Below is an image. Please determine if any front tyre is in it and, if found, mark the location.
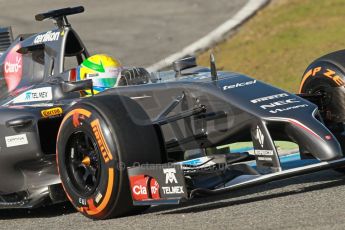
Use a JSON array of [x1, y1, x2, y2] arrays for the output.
[[299, 51, 345, 172], [57, 95, 162, 219]]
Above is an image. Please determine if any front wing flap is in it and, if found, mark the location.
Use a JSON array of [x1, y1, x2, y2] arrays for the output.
[[127, 164, 188, 205]]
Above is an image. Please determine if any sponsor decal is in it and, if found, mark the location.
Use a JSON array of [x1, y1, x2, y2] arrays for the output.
[[129, 175, 149, 201], [223, 80, 256, 90], [133, 185, 147, 195], [161, 186, 184, 195], [257, 157, 272, 161], [260, 98, 300, 110], [254, 150, 274, 156], [269, 104, 309, 114], [95, 192, 103, 204], [323, 68, 345, 86], [4, 44, 22, 91], [150, 178, 160, 200], [250, 93, 289, 104], [91, 119, 113, 163], [299, 66, 345, 93], [5, 56, 21, 74], [255, 126, 265, 148], [41, 107, 63, 118], [11, 87, 53, 104], [162, 168, 184, 195], [33, 30, 60, 44], [163, 168, 178, 184], [5, 134, 28, 147]]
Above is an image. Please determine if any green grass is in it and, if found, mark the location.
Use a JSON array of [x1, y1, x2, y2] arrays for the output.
[[198, 0, 345, 92], [219, 141, 298, 151]]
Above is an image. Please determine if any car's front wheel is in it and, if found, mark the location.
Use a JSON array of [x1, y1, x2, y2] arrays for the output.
[[56, 95, 162, 219]]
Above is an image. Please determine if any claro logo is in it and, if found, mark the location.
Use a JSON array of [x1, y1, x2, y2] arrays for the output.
[[4, 44, 23, 91], [133, 185, 147, 195], [260, 99, 300, 110], [4, 56, 21, 74]]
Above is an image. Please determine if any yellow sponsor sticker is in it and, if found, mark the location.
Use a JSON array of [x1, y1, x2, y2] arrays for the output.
[[41, 107, 63, 118]]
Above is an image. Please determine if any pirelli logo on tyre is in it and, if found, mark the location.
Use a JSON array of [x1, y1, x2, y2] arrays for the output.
[[41, 107, 63, 118], [299, 66, 345, 93], [91, 119, 113, 163]]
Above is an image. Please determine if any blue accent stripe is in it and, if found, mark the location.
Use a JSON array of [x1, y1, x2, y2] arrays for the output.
[[231, 146, 253, 153]]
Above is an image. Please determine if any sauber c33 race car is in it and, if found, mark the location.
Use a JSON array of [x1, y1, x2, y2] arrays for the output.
[[1, 6, 345, 220]]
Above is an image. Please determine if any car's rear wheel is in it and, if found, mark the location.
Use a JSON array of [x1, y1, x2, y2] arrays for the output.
[[57, 95, 162, 219]]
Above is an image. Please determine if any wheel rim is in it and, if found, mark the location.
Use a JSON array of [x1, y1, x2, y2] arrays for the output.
[[65, 130, 101, 196]]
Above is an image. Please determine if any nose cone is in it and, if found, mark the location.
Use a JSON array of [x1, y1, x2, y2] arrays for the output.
[[286, 119, 343, 161]]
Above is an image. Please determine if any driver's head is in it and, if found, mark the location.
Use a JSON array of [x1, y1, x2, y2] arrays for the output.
[[77, 54, 123, 94]]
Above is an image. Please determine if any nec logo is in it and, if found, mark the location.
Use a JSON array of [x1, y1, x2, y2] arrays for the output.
[[260, 99, 300, 110], [163, 168, 178, 184]]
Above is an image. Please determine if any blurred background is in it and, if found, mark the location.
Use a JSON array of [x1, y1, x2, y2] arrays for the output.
[[1, 0, 345, 93], [198, 0, 345, 92], [0, 0, 246, 66]]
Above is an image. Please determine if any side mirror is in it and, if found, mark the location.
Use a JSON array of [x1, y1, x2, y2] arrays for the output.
[[61, 79, 94, 95]]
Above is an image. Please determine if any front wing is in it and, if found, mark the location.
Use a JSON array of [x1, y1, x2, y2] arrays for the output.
[[127, 157, 345, 205]]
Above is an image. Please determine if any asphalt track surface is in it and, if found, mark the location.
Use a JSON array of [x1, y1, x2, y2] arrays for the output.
[[2, 1, 345, 230], [0, 169, 345, 229]]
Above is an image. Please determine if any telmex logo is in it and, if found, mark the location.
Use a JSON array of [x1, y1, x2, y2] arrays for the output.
[[163, 168, 178, 184], [260, 99, 300, 110], [251, 93, 289, 104], [11, 87, 53, 104], [41, 107, 63, 118], [223, 80, 256, 90]]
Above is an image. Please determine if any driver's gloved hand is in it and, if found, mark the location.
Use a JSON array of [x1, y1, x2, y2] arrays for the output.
[[118, 67, 150, 86]]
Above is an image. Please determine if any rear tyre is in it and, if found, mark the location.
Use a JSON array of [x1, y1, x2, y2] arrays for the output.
[[57, 95, 162, 219]]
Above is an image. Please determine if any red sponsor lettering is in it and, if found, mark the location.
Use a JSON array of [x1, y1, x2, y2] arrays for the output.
[[129, 175, 149, 201], [4, 44, 22, 91]]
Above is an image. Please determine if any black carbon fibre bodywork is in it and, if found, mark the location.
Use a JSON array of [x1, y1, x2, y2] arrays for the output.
[[0, 7, 344, 209], [104, 73, 342, 160]]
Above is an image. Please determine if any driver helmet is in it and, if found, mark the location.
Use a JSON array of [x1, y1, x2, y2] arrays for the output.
[[77, 54, 123, 94]]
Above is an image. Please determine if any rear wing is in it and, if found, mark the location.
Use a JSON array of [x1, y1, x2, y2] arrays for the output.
[[0, 27, 13, 55]]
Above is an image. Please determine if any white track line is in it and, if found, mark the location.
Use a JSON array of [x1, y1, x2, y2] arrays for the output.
[[147, 0, 270, 72]]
